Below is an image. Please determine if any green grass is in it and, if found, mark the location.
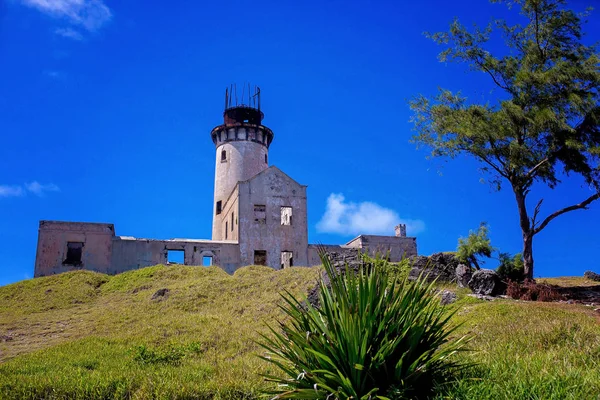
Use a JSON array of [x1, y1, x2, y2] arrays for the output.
[[1, 268, 599, 399]]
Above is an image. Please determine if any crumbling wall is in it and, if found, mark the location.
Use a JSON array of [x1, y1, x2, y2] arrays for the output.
[[307, 235, 417, 267], [237, 166, 308, 269], [349, 235, 418, 260], [111, 238, 241, 274], [34, 221, 114, 277], [307, 245, 360, 267]]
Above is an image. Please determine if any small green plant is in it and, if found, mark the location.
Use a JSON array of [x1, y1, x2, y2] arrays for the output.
[[132, 344, 186, 365], [456, 223, 494, 270], [258, 252, 470, 399], [497, 252, 525, 282]]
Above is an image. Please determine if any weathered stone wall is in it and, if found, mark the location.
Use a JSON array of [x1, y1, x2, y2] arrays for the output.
[[34, 221, 243, 277], [348, 235, 418, 259], [34, 221, 114, 277], [215, 185, 239, 242], [111, 238, 241, 274], [307, 245, 359, 266], [307, 235, 417, 267], [237, 166, 308, 269]]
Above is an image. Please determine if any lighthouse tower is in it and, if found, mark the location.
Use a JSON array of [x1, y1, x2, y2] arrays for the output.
[[210, 85, 274, 240]]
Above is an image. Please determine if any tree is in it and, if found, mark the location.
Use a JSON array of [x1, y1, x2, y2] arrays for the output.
[[456, 222, 495, 270], [410, 0, 600, 279]]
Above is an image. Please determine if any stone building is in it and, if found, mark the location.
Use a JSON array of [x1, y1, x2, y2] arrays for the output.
[[34, 87, 417, 277]]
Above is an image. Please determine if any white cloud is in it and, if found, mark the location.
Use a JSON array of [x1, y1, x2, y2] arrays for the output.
[[25, 181, 60, 196], [0, 182, 60, 198], [316, 193, 425, 236], [54, 27, 84, 40], [20, 0, 112, 31], [0, 185, 25, 198]]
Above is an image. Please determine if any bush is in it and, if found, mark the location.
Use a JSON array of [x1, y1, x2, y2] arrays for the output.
[[506, 280, 564, 302], [258, 252, 470, 399], [456, 223, 494, 270], [497, 252, 525, 282]]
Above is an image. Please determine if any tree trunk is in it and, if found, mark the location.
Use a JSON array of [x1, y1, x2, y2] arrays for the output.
[[522, 233, 534, 280], [514, 187, 534, 280]]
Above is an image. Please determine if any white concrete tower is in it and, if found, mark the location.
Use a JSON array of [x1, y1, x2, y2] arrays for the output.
[[211, 85, 274, 240]]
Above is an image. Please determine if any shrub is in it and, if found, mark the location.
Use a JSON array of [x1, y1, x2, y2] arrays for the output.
[[506, 280, 564, 302], [456, 223, 494, 270], [497, 252, 524, 282], [258, 252, 470, 399]]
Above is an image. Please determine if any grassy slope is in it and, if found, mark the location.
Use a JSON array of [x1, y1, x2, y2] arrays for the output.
[[1, 266, 599, 399]]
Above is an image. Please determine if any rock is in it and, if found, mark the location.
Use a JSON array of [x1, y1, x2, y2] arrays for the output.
[[439, 290, 458, 305], [456, 264, 472, 288], [584, 271, 600, 282], [467, 293, 497, 301], [409, 252, 458, 283], [468, 269, 504, 296], [151, 288, 170, 300]]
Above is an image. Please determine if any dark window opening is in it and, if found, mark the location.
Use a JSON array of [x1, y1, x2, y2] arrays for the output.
[[63, 242, 83, 266], [202, 256, 213, 267], [281, 251, 293, 269], [167, 249, 185, 265], [231, 212, 234, 231], [225, 222, 228, 239], [221, 149, 227, 162], [216, 201, 222, 215], [254, 250, 267, 266], [254, 204, 266, 224], [265, 154, 268, 163]]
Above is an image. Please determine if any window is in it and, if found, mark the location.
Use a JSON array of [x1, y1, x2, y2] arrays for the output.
[[216, 201, 222, 215], [225, 222, 228, 239], [265, 154, 268, 163], [221, 149, 227, 162], [281, 251, 293, 269], [202, 256, 213, 266], [254, 250, 267, 266], [167, 249, 184, 265], [254, 204, 266, 224], [231, 212, 234, 231], [63, 242, 83, 266], [281, 206, 293, 225]]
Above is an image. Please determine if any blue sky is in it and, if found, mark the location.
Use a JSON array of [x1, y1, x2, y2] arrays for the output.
[[1, 0, 599, 285]]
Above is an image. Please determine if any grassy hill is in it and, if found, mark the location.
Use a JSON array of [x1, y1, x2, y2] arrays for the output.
[[0, 265, 599, 399]]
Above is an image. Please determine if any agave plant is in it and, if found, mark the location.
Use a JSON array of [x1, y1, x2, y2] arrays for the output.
[[258, 253, 470, 399]]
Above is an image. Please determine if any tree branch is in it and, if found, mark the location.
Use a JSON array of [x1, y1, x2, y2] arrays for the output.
[[530, 198, 543, 230], [525, 157, 549, 180], [474, 58, 512, 93], [533, 192, 600, 235]]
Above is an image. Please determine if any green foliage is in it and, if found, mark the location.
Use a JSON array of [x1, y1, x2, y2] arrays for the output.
[[258, 253, 470, 399], [132, 344, 186, 365], [1, 265, 600, 399], [411, 0, 600, 278], [456, 223, 494, 269], [497, 252, 525, 282]]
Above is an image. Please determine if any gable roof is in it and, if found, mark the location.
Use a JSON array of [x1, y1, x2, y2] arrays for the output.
[[242, 165, 307, 188]]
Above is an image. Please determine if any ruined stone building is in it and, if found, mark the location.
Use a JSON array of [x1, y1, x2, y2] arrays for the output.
[[34, 87, 418, 277]]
